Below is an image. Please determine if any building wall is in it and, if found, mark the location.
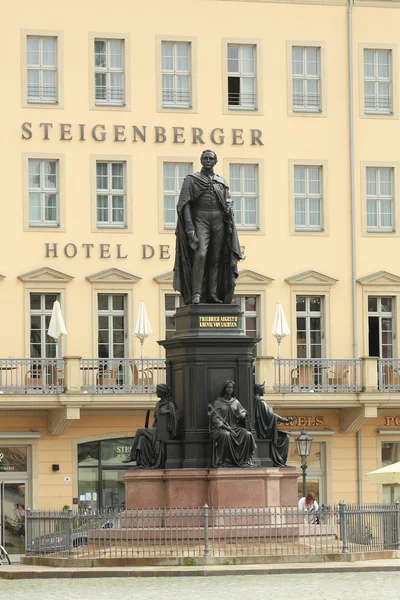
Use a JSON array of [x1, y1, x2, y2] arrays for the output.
[[2, 0, 400, 511]]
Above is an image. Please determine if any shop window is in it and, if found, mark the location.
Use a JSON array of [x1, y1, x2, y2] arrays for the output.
[[78, 438, 134, 510]]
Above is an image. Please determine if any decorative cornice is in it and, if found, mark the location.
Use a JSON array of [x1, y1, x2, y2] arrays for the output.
[[86, 268, 141, 284], [358, 271, 400, 286], [285, 270, 338, 286], [18, 267, 74, 283], [153, 271, 174, 284], [237, 269, 274, 285]]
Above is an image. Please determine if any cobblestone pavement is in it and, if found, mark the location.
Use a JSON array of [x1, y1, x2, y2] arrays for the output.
[[1, 571, 400, 600]]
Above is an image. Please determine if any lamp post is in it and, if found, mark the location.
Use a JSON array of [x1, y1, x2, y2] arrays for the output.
[[295, 428, 313, 498]]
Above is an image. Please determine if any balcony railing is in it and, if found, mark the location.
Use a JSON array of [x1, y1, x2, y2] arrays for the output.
[[0, 356, 399, 395], [81, 358, 166, 394], [378, 359, 400, 391], [274, 359, 362, 393], [0, 358, 64, 394]]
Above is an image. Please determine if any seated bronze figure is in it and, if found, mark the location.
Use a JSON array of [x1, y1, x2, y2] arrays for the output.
[[209, 380, 256, 468], [253, 382, 296, 467], [122, 384, 181, 469]]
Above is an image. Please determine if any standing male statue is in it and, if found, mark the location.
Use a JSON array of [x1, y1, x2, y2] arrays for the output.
[[173, 150, 242, 304]]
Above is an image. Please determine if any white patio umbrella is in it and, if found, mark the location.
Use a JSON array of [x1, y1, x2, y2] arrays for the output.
[[367, 462, 400, 485], [272, 301, 291, 358], [133, 301, 153, 359], [48, 301, 67, 340]]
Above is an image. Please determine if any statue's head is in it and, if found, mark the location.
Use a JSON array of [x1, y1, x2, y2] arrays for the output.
[[220, 380, 235, 397], [254, 382, 265, 395], [200, 149, 218, 171], [156, 383, 172, 400]]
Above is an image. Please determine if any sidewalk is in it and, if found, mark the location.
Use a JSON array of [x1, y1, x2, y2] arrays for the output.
[[1, 558, 400, 579]]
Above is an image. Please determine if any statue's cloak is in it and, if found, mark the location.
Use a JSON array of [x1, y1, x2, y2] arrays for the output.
[[173, 172, 242, 304]]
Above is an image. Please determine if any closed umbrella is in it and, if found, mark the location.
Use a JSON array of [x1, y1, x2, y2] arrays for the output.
[[272, 301, 290, 358], [367, 462, 400, 485], [48, 301, 67, 340], [133, 301, 153, 359]]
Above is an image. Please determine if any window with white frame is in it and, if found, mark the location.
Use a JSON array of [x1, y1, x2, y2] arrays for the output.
[[161, 41, 191, 107], [27, 36, 57, 103], [364, 49, 392, 114], [98, 294, 126, 358], [368, 296, 394, 358], [94, 39, 125, 105], [30, 293, 59, 358], [232, 295, 258, 337], [96, 161, 126, 227], [296, 296, 323, 358], [366, 167, 394, 231], [227, 44, 256, 109], [294, 166, 323, 231], [164, 295, 183, 339], [229, 164, 258, 229], [28, 159, 59, 226], [292, 46, 321, 112], [163, 162, 192, 227]]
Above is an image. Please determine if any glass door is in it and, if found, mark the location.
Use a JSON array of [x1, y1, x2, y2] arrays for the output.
[[0, 482, 26, 555]]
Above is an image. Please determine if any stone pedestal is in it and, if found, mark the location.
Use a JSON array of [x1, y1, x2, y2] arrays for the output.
[[123, 467, 299, 509], [159, 303, 272, 468]]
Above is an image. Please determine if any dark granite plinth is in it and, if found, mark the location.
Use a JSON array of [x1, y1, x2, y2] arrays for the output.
[[159, 303, 267, 469]]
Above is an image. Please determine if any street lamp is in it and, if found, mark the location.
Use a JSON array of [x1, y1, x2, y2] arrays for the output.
[[295, 428, 313, 498]]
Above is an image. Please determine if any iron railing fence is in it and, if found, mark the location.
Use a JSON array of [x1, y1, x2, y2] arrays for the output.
[[378, 359, 400, 391], [339, 502, 400, 553], [81, 358, 166, 394], [0, 358, 64, 394], [274, 358, 362, 393], [25, 502, 400, 560]]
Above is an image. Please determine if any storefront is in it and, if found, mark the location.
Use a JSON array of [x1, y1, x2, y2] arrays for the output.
[[0, 445, 31, 555], [77, 437, 134, 510]]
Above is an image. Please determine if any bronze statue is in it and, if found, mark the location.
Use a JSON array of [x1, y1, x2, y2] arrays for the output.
[[209, 380, 256, 468], [173, 150, 242, 305], [253, 382, 296, 467], [122, 384, 180, 469]]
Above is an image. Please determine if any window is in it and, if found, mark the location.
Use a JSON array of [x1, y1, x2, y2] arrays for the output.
[[228, 44, 256, 109], [30, 293, 59, 358], [296, 296, 323, 358], [232, 295, 258, 337], [98, 294, 126, 359], [164, 295, 183, 339], [229, 164, 258, 229], [94, 39, 124, 105], [163, 162, 192, 227], [78, 438, 135, 510], [294, 166, 322, 231], [161, 41, 191, 107], [292, 47, 320, 112], [364, 49, 392, 114], [287, 441, 326, 503], [27, 36, 57, 103], [366, 168, 394, 231], [28, 159, 58, 226], [368, 296, 394, 358], [96, 161, 126, 227]]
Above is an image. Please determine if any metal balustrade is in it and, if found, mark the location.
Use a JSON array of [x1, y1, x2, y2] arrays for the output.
[[274, 358, 362, 393], [378, 358, 400, 391], [0, 358, 64, 394], [25, 502, 400, 560], [81, 358, 166, 394]]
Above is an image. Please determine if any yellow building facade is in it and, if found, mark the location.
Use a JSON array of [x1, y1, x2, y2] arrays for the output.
[[3, 0, 400, 549]]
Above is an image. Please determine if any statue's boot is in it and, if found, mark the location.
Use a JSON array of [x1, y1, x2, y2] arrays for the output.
[[192, 293, 201, 304], [121, 455, 135, 463], [209, 294, 222, 303]]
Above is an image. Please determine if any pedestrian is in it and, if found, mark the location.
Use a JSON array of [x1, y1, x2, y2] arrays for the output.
[[298, 491, 319, 523]]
